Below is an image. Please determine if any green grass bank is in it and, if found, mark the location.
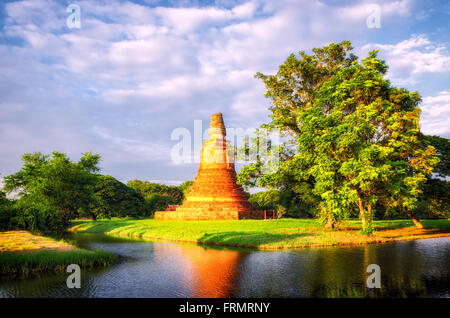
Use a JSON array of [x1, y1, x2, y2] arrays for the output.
[[0, 249, 117, 279], [0, 231, 117, 279], [70, 218, 450, 250]]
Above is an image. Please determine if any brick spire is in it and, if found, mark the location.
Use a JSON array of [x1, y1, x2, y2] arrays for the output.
[[209, 112, 226, 138], [155, 113, 264, 220]]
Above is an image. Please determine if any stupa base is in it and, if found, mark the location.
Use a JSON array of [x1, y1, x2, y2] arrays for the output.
[[154, 209, 265, 220]]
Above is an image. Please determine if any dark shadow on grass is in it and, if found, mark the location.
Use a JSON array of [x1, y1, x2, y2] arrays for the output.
[[344, 219, 450, 232], [71, 221, 136, 233], [198, 231, 318, 248]]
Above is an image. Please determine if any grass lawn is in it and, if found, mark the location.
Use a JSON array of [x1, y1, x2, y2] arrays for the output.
[[0, 231, 117, 279], [69, 217, 450, 250]]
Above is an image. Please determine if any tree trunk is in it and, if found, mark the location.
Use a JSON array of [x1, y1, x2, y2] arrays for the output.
[[321, 206, 335, 229], [403, 206, 424, 229], [325, 220, 335, 229], [61, 210, 71, 226], [359, 198, 367, 229], [359, 198, 373, 234]]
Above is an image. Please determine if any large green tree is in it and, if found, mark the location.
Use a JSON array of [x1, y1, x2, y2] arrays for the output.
[[238, 41, 438, 233], [239, 41, 358, 228]]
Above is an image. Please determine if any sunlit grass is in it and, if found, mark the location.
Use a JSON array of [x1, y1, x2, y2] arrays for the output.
[[0, 231, 76, 252], [0, 231, 117, 279], [70, 218, 450, 249]]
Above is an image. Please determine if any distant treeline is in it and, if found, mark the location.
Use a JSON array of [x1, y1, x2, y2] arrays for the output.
[[248, 180, 449, 220], [0, 151, 193, 233]]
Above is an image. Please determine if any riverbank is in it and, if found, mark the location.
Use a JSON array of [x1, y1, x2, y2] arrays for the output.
[[0, 231, 117, 279], [69, 218, 450, 250]]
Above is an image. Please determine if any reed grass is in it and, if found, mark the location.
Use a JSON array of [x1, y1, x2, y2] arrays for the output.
[[0, 249, 117, 279]]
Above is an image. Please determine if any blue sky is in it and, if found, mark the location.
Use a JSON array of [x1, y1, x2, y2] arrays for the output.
[[0, 0, 449, 185]]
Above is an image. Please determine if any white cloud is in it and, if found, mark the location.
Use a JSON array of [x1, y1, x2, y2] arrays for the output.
[[2, 0, 448, 182], [153, 3, 256, 34], [92, 126, 171, 162], [336, 0, 411, 20], [420, 91, 450, 137], [362, 35, 450, 85], [230, 82, 267, 118], [4, 0, 65, 32]]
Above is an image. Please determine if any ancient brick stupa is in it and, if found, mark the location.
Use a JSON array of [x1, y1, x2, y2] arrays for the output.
[[155, 113, 264, 220]]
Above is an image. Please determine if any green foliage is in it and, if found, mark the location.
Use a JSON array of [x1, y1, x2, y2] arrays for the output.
[[240, 41, 359, 227], [127, 180, 184, 203], [423, 135, 449, 178], [0, 191, 17, 231], [89, 175, 147, 219], [372, 135, 449, 220], [416, 178, 450, 218], [359, 222, 373, 235], [249, 189, 313, 218], [409, 135, 449, 219], [2, 151, 195, 231], [12, 198, 66, 233], [179, 180, 194, 194], [127, 179, 189, 215], [145, 193, 174, 213], [239, 41, 439, 234], [249, 190, 280, 210], [383, 135, 449, 219], [3, 151, 101, 232]]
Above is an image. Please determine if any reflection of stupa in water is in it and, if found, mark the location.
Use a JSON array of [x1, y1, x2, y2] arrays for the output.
[[153, 243, 243, 297], [155, 113, 264, 220]]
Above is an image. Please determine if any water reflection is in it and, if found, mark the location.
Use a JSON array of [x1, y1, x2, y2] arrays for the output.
[[234, 239, 449, 297], [0, 235, 449, 298], [153, 244, 245, 297]]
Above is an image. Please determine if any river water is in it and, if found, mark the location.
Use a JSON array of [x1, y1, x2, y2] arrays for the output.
[[1, 234, 449, 298]]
